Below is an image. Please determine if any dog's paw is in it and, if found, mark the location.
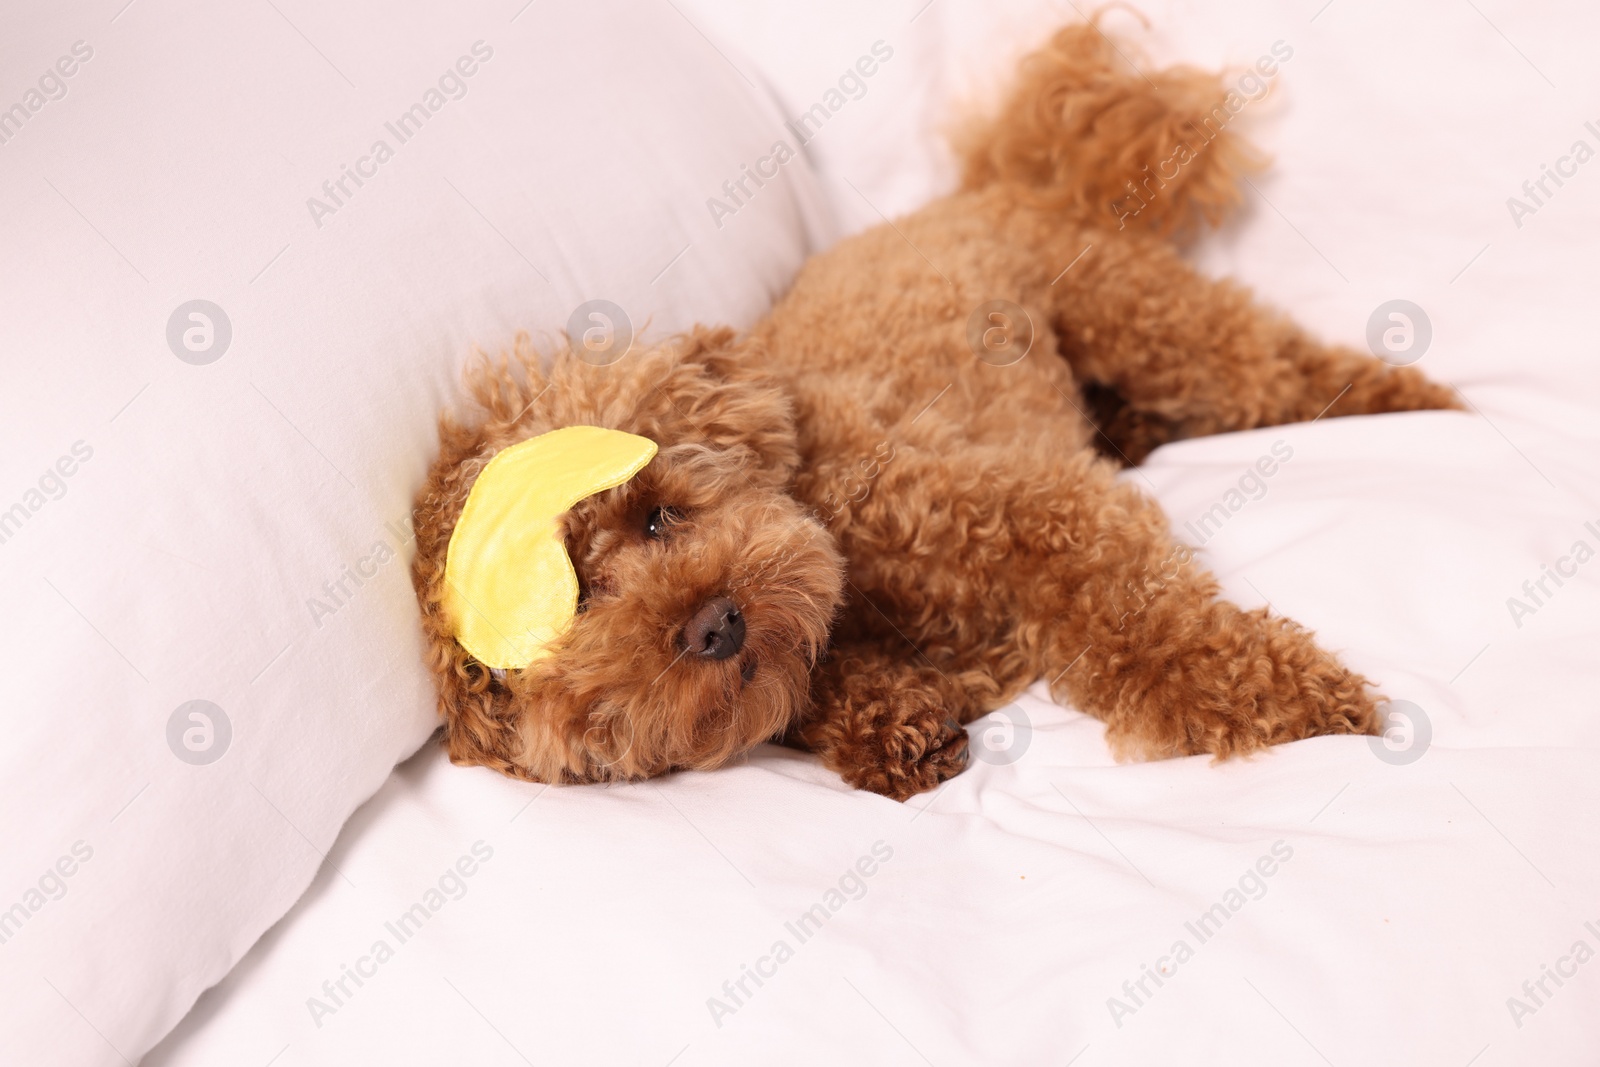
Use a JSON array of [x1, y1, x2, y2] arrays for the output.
[[1102, 613, 1383, 762], [840, 714, 971, 802]]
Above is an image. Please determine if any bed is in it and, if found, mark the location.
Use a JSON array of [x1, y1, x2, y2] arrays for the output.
[[5, 1, 1597, 1064]]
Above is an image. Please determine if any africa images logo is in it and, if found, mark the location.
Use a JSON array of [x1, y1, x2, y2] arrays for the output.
[[305, 42, 494, 228], [705, 41, 894, 229]]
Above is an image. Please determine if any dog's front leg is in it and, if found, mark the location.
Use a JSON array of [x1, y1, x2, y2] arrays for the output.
[[1015, 457, 1383, 761], [793, 640, 971, 801]]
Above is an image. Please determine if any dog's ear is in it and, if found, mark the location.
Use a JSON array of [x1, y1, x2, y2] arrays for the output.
[[435, 662, 541, 781], [410, 406, 543, 781], [651, 325, 802, 488], [415, 605, 539, 783]]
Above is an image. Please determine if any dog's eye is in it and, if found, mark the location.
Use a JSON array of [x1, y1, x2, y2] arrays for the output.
[[645, 506, 682, 540]]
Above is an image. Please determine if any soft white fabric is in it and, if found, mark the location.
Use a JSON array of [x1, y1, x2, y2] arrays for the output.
[[0, 2, 830, 1064], [24, 0, 1600, 1063]]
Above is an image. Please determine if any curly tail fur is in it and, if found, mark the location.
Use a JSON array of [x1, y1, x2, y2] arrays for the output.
[[957, 14, 1266, 240]]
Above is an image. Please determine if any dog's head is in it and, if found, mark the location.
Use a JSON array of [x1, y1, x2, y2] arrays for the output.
[[412, 327, 845, 785]]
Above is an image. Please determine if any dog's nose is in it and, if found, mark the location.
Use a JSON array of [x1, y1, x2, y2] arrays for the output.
[[682, 596, 745, 660]]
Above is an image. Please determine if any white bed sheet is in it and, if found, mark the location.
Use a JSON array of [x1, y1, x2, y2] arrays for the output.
[[148, 1, 1600, 1064]]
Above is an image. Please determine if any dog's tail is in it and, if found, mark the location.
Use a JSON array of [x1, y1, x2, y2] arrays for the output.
[[955, 13, 1265, 240]]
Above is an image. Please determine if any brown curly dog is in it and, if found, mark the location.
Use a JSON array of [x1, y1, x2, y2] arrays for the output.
[[411, 20, 1460, 801]]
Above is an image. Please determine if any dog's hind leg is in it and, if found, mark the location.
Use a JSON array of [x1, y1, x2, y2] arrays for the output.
[[956, 18, 1460, 464], [1042, 228, 1462, 465]]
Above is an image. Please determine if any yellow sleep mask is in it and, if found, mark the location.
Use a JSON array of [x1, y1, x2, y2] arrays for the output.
[[442, 426, 657, 669]]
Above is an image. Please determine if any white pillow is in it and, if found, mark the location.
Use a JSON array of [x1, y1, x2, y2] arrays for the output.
[[0, 1, 829, 1062]]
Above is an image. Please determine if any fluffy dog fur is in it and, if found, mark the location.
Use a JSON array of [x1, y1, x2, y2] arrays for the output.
[[411, 19, 1461, 801]]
